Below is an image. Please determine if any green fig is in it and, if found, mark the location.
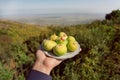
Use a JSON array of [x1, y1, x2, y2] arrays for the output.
[[58, 32, 68, 40], [67, 36, 76, 42], [67, 41, 78, 52], [53, 44, 67, 56], [56, 37, 68, 45], [43, 40, 57, 51], [50, 34, 58, 41]]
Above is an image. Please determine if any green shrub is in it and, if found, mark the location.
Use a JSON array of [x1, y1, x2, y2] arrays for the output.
[[0, 62, 13, 80]]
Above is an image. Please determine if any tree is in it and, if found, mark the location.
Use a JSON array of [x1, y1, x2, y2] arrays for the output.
[[105, 9, 120, 24]]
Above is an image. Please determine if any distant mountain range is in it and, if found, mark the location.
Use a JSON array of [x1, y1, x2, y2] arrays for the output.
[[0, 13, 105, 25]]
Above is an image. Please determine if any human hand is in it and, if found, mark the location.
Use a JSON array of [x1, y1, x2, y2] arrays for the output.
[[33, 50, 63, 75]]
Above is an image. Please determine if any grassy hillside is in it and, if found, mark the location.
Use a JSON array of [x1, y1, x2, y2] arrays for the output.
[[0, 10, 120, 80]]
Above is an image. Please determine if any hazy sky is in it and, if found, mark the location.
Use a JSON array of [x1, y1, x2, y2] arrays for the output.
[[0, 0, 120, 15]]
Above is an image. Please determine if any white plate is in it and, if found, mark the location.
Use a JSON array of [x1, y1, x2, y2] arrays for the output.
[[40, 44, 82, 59]]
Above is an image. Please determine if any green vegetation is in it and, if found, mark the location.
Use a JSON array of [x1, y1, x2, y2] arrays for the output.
[[0, 10, 120, 80]]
